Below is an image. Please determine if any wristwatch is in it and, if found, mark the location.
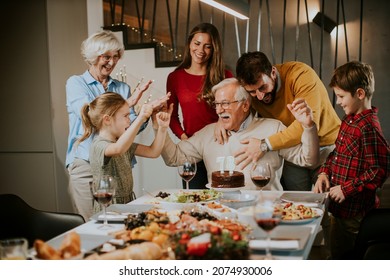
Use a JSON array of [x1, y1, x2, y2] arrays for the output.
[[260, 139, 269, 152]]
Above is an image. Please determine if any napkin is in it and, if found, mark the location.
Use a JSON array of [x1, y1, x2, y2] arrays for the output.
[[249, 239, 300, 250], [98, 214, 127, 221]]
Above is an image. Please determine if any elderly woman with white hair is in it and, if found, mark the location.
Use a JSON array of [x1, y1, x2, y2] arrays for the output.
[[65, 30, 168, 220]]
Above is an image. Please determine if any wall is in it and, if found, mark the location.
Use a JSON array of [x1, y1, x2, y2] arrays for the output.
[[0, 0, 56, 209], [0, 0, 88, 211]]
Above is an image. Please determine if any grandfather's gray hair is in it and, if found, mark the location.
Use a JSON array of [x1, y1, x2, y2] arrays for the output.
[[211, 77, 251, 103]]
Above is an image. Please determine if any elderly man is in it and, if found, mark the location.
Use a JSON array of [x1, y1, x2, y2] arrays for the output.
[[159, 78, 319, 190]]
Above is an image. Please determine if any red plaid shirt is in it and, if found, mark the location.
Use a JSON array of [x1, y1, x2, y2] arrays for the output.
[[319, 107, 390, 218]]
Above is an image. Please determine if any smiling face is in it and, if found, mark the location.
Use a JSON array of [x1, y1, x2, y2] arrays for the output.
[[110, 103, 131, 139], [243, 67, 277, 104], [189, 32, 213, 66], [215, 83, 250, 132], [334, 86, 365, 116], [91, 50, 120, 79]]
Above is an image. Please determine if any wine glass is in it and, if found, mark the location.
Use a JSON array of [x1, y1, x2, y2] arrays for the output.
[[252, 194, 282, 259], [178, 158, 197, 190], [91, 175, 117, 230], [250, 162, 271, 191]]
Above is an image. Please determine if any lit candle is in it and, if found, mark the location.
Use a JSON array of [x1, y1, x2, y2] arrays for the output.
[[216, 157, 225, 174], [226, 156, 235, 175]]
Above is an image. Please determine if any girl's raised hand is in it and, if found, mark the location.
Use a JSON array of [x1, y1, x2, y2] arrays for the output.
[[156, 103, 174, 128], [138, 103, 153, 121]]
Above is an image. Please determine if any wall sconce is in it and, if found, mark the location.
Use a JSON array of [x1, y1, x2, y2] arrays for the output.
[[200, 0, 249, 20], [313, 12, 337, 33]]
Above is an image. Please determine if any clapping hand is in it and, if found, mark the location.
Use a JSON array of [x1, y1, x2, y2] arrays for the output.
[[287, 98, 314, 128], [127, 79, 153, 107], [138, 103, 154, 122], [155, 103, 174, 129], [149, 92, 171, 112]]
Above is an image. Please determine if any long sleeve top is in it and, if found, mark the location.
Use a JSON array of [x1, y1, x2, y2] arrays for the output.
[[319, 107, 390, 218], [160, 113, 319, 191], [166, 68, 233, 138], [251, 62, 341, 150]]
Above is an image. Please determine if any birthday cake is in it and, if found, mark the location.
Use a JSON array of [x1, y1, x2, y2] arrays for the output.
[[211, 171, 245, 188]]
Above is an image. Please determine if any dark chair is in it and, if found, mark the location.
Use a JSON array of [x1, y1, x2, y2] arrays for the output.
[[363, 242, 390, 260], [0, 193, 85, 247], [350, 208, 390, 259]]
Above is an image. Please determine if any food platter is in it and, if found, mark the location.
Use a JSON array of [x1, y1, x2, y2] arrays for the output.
[[157, 189, 221, 203], [205, 183, 246, 193], [279, 208, 323, 225], [153, 189, 221, 210]]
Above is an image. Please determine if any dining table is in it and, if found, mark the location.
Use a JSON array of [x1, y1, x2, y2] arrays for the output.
[[39, 188, 327, 260]]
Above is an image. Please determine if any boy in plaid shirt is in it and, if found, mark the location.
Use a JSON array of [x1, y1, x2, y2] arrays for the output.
[[314, 61, 390, 259]]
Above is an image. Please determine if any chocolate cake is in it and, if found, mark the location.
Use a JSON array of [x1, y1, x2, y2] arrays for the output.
[[211, 171, 245, 188]]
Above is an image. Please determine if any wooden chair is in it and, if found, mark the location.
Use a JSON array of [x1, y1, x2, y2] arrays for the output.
[[0, 193, 85, 247]]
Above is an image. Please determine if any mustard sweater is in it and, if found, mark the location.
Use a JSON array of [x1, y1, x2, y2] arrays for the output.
[[251, 61, 341, 150]]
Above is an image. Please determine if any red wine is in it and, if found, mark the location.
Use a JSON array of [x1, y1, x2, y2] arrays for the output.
[[251, 176, 270, 188], [256, 218, 280, 232], [93, 192, 113, 205], [179, 172, 195, 181]]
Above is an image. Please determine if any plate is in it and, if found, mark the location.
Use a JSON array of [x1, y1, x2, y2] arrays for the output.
[[154, 189, 221, 210], [280, 192, 327, 205], [197, 202, 237, 219], [29, 233, 113, 259], [217, 193, 257, 209], [280, 208, 323, 225], [157, 189, 221, 203], [205, 183, 246, 193], [90, 204, 154, 222]]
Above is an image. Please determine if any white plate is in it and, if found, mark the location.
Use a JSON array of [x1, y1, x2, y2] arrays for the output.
[[197, 202, 237, 219], [205, 183, 246, 192], [280, 208, 324, 225], [29, 233, 113, 259], [90, 204, 154, 222]]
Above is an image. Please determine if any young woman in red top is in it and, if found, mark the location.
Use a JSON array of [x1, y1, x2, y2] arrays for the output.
[[166, 22, 233, 189]]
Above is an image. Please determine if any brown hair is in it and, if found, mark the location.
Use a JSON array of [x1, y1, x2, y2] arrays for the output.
[[78, 92, 127, 143], [329, 61, 375, 99], [176, 22, 226, 105], [236, 51, 273, 85]]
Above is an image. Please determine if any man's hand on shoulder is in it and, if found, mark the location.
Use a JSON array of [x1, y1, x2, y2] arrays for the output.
[[234, 138, 266, 169]]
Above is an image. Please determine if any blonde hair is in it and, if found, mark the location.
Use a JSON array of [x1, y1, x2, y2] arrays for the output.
[[78, 92, 127, 143], [81, 30, 125, 66]]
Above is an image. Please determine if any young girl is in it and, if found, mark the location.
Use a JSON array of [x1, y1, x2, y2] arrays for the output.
[[78, 92, 172, 208]]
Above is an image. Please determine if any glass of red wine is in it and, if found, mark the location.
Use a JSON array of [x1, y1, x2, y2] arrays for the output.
[[250, 162, 271, 191], [252, 195, 281, 259], [92, 175, 117, 230], [178, 158, 197, 190]]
